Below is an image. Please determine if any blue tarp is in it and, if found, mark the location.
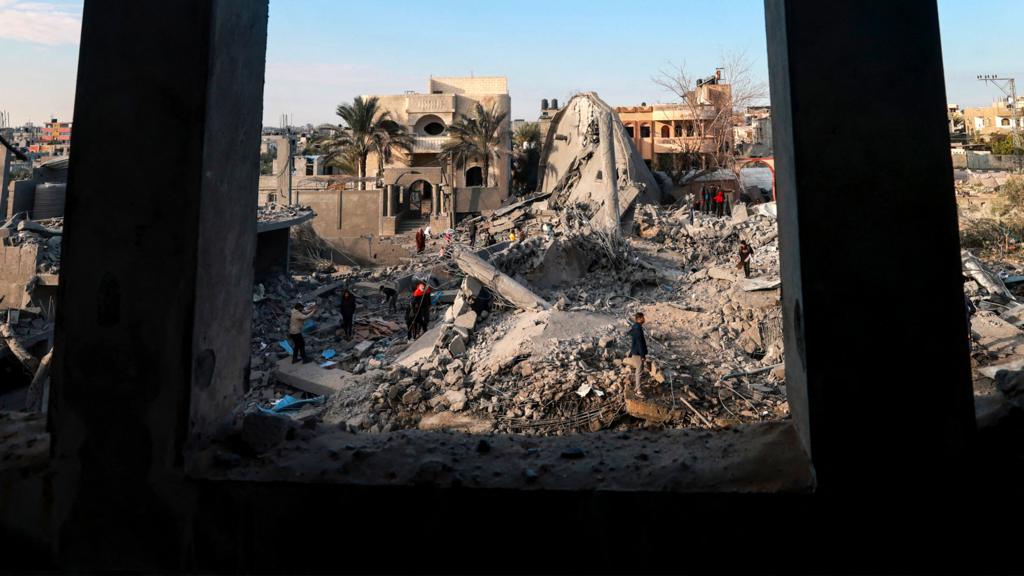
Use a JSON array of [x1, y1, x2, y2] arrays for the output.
[[279, 340, 293, 355], [321, 348, 337, 359], [259, 394, 326, 414], [302, 319, 316, 333]]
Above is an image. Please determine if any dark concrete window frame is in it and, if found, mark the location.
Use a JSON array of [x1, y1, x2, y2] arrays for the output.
[[41, 0, 976, 516]]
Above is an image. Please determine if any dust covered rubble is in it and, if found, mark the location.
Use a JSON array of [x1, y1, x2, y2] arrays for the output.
[[309, 202, 789, 436]]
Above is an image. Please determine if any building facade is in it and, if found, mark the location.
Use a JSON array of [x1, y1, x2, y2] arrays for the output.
[[614, 76, 733, 168], [370, 76, 512, 220], [963, 97, 1024, 140]]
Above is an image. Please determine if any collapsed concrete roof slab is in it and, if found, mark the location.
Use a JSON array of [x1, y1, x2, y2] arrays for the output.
[[538, 92, 661, 226]]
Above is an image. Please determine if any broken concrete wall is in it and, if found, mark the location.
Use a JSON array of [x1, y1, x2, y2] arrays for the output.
[[538, 92, 661, 224], [0, 243, 39, 309]]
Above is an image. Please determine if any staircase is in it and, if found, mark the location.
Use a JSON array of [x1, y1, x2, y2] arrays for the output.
[[396, 215, 428, 235]]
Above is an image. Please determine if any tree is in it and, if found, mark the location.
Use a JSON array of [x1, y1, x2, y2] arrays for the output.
[[512, 122, 541, 194], [444, 103, 510, 188], [653, 50, 767, 185], [989, 133, 1021, 156], [319, 96, 411, 190]]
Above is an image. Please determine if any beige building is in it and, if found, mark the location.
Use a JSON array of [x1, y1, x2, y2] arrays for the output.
[[963, 97, 1024, 140], [369, 76, 512, 223]]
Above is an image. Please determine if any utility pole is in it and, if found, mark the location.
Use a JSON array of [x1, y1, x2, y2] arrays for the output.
[[977, 74, 1022, 170]]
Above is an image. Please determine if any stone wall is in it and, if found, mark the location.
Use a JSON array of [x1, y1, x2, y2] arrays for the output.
[[951, 150, 1024, 170]]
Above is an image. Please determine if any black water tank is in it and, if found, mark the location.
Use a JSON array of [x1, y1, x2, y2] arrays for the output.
[[551, 98, 558, 110], [541, 98, 549, 111], [33, 182, 66, 219]]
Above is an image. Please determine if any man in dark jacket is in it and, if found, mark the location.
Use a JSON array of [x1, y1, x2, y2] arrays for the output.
[[340, 288, 356, 339], [468, 222, 477, 247], [629, 312, 648, 398]]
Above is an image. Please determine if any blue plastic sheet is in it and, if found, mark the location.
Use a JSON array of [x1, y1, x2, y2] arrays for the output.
[[259, 394, 326, 414], [279, 340, 293, 355], [302, 319, 317, 333], [321, 348, 337, 359]]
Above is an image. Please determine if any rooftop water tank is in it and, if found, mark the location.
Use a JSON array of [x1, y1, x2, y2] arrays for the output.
[[541, 98, 549, 111], [33, 182, 65, 219], [551, 98, 558, 110]]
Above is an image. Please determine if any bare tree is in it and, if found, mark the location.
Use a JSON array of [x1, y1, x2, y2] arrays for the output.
[[653, 50, 768, 184]]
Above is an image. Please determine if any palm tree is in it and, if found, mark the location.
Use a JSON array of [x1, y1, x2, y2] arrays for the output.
[[445, 102, 510, 188], [512, 122, 542, 194], [372, 119, 414, 186], [330, 96, 411, 190]]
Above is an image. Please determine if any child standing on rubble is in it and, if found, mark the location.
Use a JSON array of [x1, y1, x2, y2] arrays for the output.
[[628, 312, 648, 398], [288, 302, 316, 364]]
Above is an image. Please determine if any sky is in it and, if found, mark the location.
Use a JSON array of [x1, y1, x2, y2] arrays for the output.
[[0, 0, 1021, 127]]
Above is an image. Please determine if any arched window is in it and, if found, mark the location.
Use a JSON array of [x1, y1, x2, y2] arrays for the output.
[[465, 166, 484, 187], [660, 125, 671, 138], [1001, 117, 1011, 127]]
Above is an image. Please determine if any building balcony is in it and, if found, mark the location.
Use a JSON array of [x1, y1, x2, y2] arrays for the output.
[[412, 135, 449, 153]]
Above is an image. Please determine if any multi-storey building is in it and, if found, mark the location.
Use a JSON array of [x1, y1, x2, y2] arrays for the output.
[[614, 73, 733, 168]]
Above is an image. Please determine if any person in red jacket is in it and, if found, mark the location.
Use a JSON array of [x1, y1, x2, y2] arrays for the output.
[[714, 186, 725, 217]]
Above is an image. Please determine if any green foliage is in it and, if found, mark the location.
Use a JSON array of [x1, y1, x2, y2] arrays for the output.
[[314, 96, 412, 189], [989, 134, 1018, 155], [259, 151, 275, 175], [441, 103, 510, 188], [512, 122, 542, 194]]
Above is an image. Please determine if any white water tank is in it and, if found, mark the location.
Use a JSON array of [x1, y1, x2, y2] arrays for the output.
[[33, 182, 66, 219]]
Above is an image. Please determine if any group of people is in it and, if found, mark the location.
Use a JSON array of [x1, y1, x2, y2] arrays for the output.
[[285, 284, 404, 364], [688, 185, 731, 223]]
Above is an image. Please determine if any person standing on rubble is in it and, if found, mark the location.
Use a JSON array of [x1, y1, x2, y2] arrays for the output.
[[379, 284, 397, 313], [702, 185, 713, 215], [688, 193, 697, 225], [413, 281, 432, 336], [629, 312, 649, 398], [288, 302, 316, 364], [468, 222, 477, 247], [415, 228, 425, 254], [714, 186, 725, 217], [964, 277, 977, 354], [340, 288, 357, 340], [738, 240, 753, 278]]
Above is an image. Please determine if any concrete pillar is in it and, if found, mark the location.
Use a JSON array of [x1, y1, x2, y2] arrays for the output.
[[434, 184, 442, 216], [0, 147, 10, 220], [385, 184, 394, 217], [599, 112, 620, 235], [765, 0, 974, 494], [50, 0, 269, 567]]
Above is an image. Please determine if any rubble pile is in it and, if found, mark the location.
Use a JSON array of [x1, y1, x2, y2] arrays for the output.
[[257, 203, 313, 224], [310, 203, 790, 435], [0, 215, 62, 275]]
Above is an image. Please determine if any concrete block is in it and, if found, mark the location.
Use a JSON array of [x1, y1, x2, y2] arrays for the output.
[[454, 311, 477, 331]]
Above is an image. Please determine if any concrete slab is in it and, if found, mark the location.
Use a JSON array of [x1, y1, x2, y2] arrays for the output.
[[740, 277, 782, 292], [972, 312, 1024, 356], [272, 359, 356, 396], [396, 324, 444, 367]]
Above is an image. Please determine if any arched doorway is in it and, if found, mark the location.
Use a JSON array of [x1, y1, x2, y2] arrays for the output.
[[735, 157, 776, 202], [409, 180, 433, 216], [465, 166, 484, 187]]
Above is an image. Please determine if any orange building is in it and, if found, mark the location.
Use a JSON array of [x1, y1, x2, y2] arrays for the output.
[[44, 118, 72, 144]]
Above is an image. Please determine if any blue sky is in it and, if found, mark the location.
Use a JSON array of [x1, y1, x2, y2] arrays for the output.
[[0, 0, 1020, 126]]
